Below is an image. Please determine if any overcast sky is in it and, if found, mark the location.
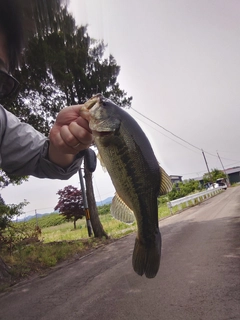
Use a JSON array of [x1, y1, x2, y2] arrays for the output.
[[2, 0, 240, 217]]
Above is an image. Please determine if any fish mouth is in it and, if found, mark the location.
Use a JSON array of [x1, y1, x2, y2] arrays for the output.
[[84, 94, 102, 110], [93, 130, 113, 137], [80, 94, 102, 122]]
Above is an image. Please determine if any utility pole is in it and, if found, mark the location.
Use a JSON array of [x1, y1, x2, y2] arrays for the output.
[[202, 149, 212, 183], [35, 209, 38, 226], [217, 151, 230, 186], [78, 168, 93, 237]]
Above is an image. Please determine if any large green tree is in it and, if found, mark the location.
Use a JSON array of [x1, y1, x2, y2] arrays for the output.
[[2, 0, 131, 188], [2, 0, 132, 238], [203, 168, 226, 184], [5, 1, 132, 134]]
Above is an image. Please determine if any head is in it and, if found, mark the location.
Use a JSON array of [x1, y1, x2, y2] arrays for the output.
[[0, 0, 24, 73], [87, 96, 121, 134], [0, 0, 24, 98]]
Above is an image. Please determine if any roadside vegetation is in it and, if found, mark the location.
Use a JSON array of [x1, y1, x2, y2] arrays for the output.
[[1, 169, 230, 291], [168, 179, 202, 201], [0, 201, 172, 291], [168, 168, 227, 201]]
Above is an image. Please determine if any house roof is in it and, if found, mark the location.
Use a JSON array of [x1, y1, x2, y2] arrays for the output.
[[169, 175, 182, 179], [224, 167, 240, 175], [191, 167, 240, 181], [192, 176, 203, 181]]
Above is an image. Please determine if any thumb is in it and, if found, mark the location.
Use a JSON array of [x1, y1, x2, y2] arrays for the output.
[[71, 104, 91, 122]]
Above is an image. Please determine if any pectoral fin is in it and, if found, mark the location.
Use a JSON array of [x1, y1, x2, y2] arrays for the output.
[[111, 193, 135, 224], [159, 165, 172, 195]]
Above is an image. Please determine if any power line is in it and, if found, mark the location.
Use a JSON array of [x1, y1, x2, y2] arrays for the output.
[[131, 107, 240, 163], [181, 169, 207, 176], [131, 107, 202, 151], [204, 151, 239, 162], [133, 114, 200, 155], [24, 207, 55, 214]]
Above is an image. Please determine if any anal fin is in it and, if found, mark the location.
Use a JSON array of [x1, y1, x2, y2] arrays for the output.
[[110, 193, 135, 224]]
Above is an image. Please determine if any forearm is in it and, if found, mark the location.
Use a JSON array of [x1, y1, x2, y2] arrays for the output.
[[0, 106, 84, 179], [34, 141, 85, 179]]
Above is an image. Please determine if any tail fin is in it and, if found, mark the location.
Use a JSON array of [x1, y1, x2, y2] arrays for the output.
[[132, 230, 162, 278]]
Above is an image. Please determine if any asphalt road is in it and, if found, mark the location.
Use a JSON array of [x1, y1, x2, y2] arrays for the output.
[[0, 187, 240, 320]]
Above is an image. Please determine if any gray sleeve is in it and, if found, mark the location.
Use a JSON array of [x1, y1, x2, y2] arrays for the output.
[[0, 105, 84, 179]]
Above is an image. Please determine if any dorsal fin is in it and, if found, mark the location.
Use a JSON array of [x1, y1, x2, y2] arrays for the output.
[[159, 165, 172, 195]]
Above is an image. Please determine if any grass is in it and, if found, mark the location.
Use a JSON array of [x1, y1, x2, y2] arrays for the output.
[[40, 203, 172, 243], [0, 202, 176, 291], [41, 214, 137, 243], [1, 188, 235, 292], [1, 238, 111, 287]]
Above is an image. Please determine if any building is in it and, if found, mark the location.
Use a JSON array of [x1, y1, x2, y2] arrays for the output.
[[169, 175, 182, 184], [191, 166, 240, 186], [224, 167, 240, 185]]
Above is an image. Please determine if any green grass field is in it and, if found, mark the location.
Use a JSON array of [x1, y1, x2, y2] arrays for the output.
[[2, 187, 229, 291], [40, 202, 172, 242], [40, 214, 137, 243], [1, 202, 174, 290]]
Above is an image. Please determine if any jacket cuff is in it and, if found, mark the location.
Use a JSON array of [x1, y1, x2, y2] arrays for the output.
[[36, 141, 86, 179]]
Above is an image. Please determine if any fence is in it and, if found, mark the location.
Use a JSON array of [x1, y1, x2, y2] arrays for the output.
[[167, 186, 226, 214]]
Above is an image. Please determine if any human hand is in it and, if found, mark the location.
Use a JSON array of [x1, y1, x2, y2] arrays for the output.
[[48, 105, 92, 168]]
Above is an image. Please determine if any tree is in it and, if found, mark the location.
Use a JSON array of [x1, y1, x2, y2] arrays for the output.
[[203, 168, 226, 184], [5, 1, 132, 134], [168, 179, 202, 201], [84, 151, 108, 239], [2, 0, 132, 187], [0, 197, 27, 244], [0, 170, 28, 189], [2, 1, 130, 238], [0, 196, 27, 283], [55, 185, 85, 229]]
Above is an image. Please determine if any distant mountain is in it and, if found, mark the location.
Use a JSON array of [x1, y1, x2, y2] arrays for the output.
[[17, 212, 58, 223], [96, 197, 113, 206], [17, 198, 113, 222]]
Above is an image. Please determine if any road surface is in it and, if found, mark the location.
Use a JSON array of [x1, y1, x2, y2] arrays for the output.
[[0, 187, 239, 320]]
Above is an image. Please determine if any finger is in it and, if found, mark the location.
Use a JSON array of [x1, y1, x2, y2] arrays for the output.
[[50, 129, 79, 154], [72, 104, 91, 121], [68, 122, 92, 147], [75, 117, 92, 133], [60, 123, 92, 149]]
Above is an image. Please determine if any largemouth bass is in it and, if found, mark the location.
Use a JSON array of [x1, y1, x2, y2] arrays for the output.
[[81, 94, 172, 278]]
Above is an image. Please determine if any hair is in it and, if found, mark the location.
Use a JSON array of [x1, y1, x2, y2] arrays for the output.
[[0, 0, 68, 73], [0, 0, 24, 73]]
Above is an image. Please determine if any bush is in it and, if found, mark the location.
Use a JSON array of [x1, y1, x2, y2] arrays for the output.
[[158, 195, 169, 205], [168, 179, 203, 201], [97, 204, 110, 215]]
